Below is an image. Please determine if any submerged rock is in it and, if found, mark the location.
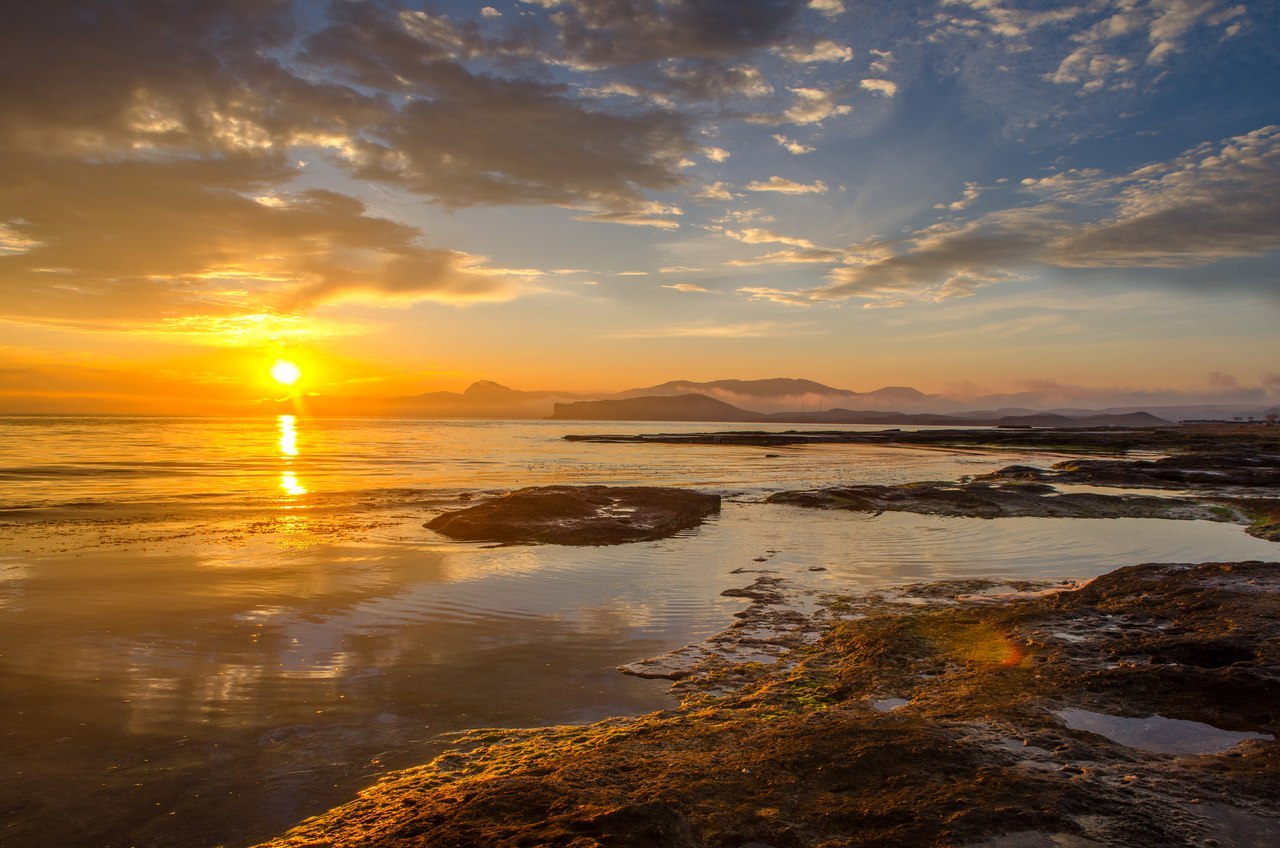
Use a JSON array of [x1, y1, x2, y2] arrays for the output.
[[424, 484, 721, 545], [255, 561, 1280, 848]]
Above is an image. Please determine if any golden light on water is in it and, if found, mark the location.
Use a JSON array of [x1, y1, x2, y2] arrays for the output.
[[271, 359, 302, 386], [280, 472, 308, 496], [277, 415, 307, 496], [278, 414, 299, 457]]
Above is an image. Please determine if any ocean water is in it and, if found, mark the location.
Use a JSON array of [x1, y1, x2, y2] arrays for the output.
[[1, 415, 1275, 848]]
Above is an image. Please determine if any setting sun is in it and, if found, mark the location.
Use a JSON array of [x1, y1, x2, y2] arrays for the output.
[[270, 359, 302, 386]]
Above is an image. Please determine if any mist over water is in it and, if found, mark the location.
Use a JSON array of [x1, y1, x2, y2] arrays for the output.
[[1, 415, 1275, 848]]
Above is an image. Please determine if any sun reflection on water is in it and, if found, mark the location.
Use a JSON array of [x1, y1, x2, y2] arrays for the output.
[[277, 415, 308, 497], [278, 414, 299, 457], [280, 472, 308, 496]]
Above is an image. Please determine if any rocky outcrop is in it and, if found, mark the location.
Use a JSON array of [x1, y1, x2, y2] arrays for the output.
[[424, 485, 721, 545], [766, 480, 1223, 522], [979, 452, 1280, 490], [255, 561, 1280, 848]]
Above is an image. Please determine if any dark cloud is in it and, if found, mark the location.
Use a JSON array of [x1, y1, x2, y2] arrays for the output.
[[541, 0, 810, 66]]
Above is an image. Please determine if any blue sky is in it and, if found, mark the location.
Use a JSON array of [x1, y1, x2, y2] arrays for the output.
[[1, 0, 1277, 410]]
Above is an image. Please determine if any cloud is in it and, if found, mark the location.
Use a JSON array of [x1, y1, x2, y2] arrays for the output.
[[1048, 124, 1280, 267], [809, 0, 845, 17], [723, 228, 816, 248], [934, 182, 983, 211], [695, 181, 738, 201], [573, 202, 684, 229], [745, 176, 829, 194], [662, 283, 711, 292], [782, 87, 852, 124], [737, 286, 814, 306], [799, 125, 1280, 305], [772, 134, 815, 154], [481, 6, 502, 17], [0, 156, 531, 328], [616, 319, 813, 338], [728, 247, 845, 265], [704, 146, 731, 162], [774, 39, 853, 63], [533, 0, 811, 66], [859, 78, 898, 97]]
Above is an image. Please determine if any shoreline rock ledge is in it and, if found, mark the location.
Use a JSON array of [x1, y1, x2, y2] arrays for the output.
[[425, 484, 721, 545]]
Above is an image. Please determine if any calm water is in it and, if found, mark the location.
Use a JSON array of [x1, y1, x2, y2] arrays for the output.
[[1, 415, 1275, 848]]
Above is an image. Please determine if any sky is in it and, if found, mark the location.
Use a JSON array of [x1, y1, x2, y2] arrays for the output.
[[2, 0, 1278, 413]]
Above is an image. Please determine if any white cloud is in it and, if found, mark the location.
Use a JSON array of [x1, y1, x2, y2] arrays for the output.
[[775, 39, 854, 63], [695, 181, 737, 201], [809, 0, 845, 16], [772, 134, 815, 154], [703, 146, 731, 162], [724, 228, 816, 248], [934, 181, 983, 211], [480, 6, 502, 17], [859, 78, 898, 98], [782, 87, 852, 124], [662, 282, 711, 292], [745, 176, 828, 194], [728, 247, 845, 265]]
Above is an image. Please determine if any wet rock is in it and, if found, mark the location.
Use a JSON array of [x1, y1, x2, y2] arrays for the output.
[[766, 481, 1222, 522], [979, 452, 1280, 491], [424, 485, 720, 545]]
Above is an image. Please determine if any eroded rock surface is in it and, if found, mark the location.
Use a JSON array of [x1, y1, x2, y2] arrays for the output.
[[425, 485, 721, 545], [256, 562, 1280, 848]]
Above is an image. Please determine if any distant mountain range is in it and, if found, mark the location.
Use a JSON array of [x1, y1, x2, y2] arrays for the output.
[[265, 377, 1280, 425]]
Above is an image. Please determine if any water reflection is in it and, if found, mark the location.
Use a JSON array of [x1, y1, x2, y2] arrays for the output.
[[278, 414, 299, 457], [277, 415, 308, 497], [280, 471, 308, 496]]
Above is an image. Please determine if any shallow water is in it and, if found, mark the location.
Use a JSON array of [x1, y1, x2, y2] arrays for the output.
[[1055, 708, 1274, 755], [0, 415, 1275, 848]]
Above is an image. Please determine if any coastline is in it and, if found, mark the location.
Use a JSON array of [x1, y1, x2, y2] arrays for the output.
[[255, 560, 1280, 848], [254, 426, 1280, 847]]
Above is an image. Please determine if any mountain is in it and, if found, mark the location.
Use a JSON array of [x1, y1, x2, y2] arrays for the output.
[[259, 377, 1266, 423], [551, 394, 768, 422], [613, 378, 940, 414]]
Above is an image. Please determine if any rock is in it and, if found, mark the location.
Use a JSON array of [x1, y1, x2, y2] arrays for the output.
[[424, 485, 721, 545], [979, 452, 1280, 491], [766, 481, 1223, 522]]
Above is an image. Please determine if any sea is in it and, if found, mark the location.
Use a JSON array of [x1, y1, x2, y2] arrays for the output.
[[1, 415, 1275, 848]]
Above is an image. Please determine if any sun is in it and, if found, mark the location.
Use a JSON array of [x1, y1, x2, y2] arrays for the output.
[[270, 359, 302, 386]]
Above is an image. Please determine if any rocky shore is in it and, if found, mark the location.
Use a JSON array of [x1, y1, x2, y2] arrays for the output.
[[255, 427, 1279, 847], [563, 423, 1280, 455], [764, 438, 1279, 542], [255, 560, 1280, 848]]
